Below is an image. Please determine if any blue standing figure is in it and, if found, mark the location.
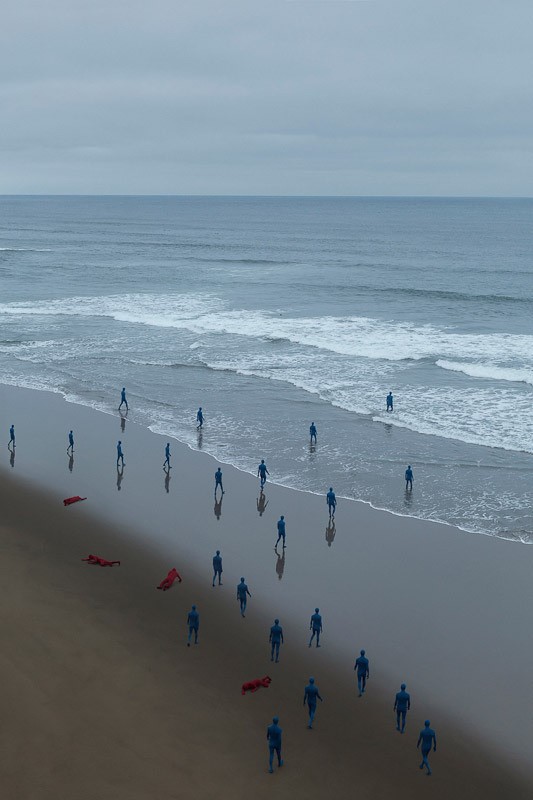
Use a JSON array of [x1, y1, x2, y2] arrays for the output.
[[8, 424, 15, 450], [187, 604, 199, 646], [163, 442, 171, 469], [258, 459, 270, 489], [326, 487, 336, 518], [269, 618, 284, 663], [196, 406, 204, 430], [354, 649, 370, 696], [405, 465, 413, 491], [309, 422, 317, 444], [267, 716, 283, 773], [212, 550, 223, 586], [117, 440, 125, 467], [67, 429, 74, 455], [215, 466, 224, 496], [303, 677, 323, 729], [237, 577, 251, 617], [275, 515, 286, 549], [394, 683, 411, 733], [118, 387, 128, 411], [417, 720, 437, 775], [386, 391, 394, 412], [308, 607, 323, 648]]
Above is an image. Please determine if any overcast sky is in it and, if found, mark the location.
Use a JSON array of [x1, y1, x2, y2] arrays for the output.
[[1, 0, 532, 195]]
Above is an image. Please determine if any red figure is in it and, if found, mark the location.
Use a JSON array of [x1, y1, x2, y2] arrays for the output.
[[82, 554, 121, 567], [63, 496, 87, 506], [241, 675, 272, 696], [157, 567, 182, 590]]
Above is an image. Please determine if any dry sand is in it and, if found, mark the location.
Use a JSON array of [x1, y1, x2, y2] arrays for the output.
[[0, 384, 532, 798]]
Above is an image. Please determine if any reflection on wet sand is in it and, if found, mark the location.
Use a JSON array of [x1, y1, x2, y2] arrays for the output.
[[119, 410, 128, 433], [68, 454, 74, 473], [197, 430, 203, 450], [116, 465, 125, 491], [256, 491, 268, 516], [325, 519, 336, 547], [403, 488, 413, 510], [275, 549, 285, 580], [9, 449, 15, 469], [164, 467, 171, 494], [214, 494, 223, 520]]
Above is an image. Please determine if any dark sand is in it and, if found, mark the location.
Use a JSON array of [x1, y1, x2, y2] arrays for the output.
[[0, 384, 532, 798]]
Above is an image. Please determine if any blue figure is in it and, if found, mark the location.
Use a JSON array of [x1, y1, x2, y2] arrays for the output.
[[267, 716, 283, 773], [187, 604, 199, 646], [405, 465, 413, 491], [394, 683, 411, 733], [212, 550, 223, 586], [163, 442, 171, 469], [326, 487, 336, 518], [258, 459, 270, 489], [118, 387, 128, 411], [269, 618, 284, 662], [8, 424, 15, 450], [309, 422, 317, 444], [308, 607, 323, 647], [303, 677, 323, 729], [237, 577, 251, 617], [116, 440, 125, 467], [196, 406, 204, 430], [215, 466, 224, 496], [354, 649, 370, 696], [67, 430, 74, 455], [275, 515, 286, 549], [417, 720, 437, 775], [386, 391, 394, 412]]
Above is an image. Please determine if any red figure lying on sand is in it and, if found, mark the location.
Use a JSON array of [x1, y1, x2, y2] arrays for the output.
[[157, 567, 182, 590], [63, 496, 87, 506], [82, 554, 121, 567], [241, 676, 272, 695]]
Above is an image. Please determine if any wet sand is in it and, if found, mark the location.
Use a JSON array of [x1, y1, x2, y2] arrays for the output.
[[0, 384, 532, 797]]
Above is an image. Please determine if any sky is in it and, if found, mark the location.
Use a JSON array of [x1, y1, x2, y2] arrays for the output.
[[1, 0, 532, 195]]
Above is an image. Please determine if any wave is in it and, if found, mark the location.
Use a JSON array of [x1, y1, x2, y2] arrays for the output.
[[436, 360, 533, 386], [0, 247, 52, 252], [1, 292, 533, 365]]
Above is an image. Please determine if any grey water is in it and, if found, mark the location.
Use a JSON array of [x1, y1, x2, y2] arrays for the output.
[[1, 195, 532, 540]]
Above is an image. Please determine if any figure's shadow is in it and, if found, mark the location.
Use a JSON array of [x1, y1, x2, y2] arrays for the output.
[[275, 549, 286, 580], [325, 519, 336, 547], [257, 491, 269, 517], [9, 449, 15, 469], [164, 467, 171, 494]]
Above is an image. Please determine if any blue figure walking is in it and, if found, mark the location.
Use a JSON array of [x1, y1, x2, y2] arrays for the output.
[[354, 649, 369, 696], [237, 577, 251, 617], [67, 430, 74, 455], [417, 720, 437, 775], [326, 487, 336, 518], [215, 466, 224, 496], [267, 716, 283, 773], [196, 406, 204, 430], [269, 618, 284, 662], [212, 550, 223, 586], [303, 677, 323, 729], [394, 683, 411, 733], [275, 515, 286, 549], [405, 465, 413, 491], [8, 424, 15, 450], [258, 459, 270, 489], [163, 442, 171, 469], [308, 608, 323, 648], [118, 387, 128, 411], [116, 440, 125, 467], [386, 391, 394, 412], [309, 422, 317, 444], [187, 604, 199, 646]]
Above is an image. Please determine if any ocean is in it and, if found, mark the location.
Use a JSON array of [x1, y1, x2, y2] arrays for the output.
[[1, 195, 532, 541]]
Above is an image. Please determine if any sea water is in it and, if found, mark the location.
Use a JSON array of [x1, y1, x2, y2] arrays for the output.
[[0, 195, 532, 540]]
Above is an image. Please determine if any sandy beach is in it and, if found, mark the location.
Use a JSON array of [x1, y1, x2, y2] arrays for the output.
[[1, 384, 532, 798]]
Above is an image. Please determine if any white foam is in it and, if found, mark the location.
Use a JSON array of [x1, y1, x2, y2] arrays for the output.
[[436, 360, 533, 386], [0, 247, 52, 252]]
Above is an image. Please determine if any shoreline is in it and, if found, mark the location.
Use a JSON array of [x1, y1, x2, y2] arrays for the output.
[[1, 382, 533, 792]]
